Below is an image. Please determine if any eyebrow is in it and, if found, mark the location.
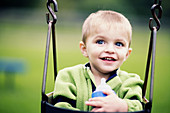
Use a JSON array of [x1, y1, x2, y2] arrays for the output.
[[93, 34, 107, 39], [115, 38, 126, 42], [94, 34, 127, 42]]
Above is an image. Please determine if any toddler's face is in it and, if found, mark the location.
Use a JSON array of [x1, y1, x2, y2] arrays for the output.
[[81, 25, 132, 75]]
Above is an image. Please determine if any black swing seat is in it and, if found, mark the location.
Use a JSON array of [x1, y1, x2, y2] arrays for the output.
[[41, 92, 151, 113]]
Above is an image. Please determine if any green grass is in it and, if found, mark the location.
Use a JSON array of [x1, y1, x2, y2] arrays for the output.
[[0, 21, 170, 113]]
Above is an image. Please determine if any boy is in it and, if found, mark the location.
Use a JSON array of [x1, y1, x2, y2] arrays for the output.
[[53, 10, 143, 112]]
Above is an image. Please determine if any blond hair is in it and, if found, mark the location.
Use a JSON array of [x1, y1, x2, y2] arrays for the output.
[[82, 10, 132, 47]]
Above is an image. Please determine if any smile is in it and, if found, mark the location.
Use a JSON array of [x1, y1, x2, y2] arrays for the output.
[[101, 57, 116, 61]]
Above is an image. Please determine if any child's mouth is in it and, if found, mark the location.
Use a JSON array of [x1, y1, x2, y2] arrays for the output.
[[101, 57, 116, 61]]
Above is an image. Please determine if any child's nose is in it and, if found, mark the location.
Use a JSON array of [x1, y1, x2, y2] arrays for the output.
[[104, 44, 115, 53]]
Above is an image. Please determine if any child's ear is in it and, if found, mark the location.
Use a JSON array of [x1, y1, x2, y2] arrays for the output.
[[125, 48, 132, 60], [79, 41, 88, 57]]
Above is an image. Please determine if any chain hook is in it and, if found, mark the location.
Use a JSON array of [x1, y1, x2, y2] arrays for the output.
[[149, 0, 162, 31], [46, 0, 58, 24]]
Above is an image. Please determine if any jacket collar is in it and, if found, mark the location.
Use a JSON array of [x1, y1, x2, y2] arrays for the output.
[[84, 63, 122, 92]]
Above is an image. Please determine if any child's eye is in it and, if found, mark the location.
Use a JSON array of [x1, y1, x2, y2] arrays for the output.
[[96, 40, 105, 44], [115, 42, 123, 47]]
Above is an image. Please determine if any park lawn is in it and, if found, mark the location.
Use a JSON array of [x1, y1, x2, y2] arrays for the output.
[[0, 22, 170, 113]]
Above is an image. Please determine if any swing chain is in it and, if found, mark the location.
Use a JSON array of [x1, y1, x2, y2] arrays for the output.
[[42, 0, 58, 101], [143, 0, 163, 112], [149, 0, 162, 31], [46, 0, 58, 24]]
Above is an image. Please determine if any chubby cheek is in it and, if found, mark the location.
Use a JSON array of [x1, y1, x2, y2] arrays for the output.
[[88, 49, 101, 60], [86, 48, 95, 58], [118, 51, 128, 61]]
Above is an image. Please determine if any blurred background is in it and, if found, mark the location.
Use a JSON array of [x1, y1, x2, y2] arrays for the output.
[[0, 0, 169, 113]]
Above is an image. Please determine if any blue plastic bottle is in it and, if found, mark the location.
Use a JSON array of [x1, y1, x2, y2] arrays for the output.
[[92, 78, 113, 98]]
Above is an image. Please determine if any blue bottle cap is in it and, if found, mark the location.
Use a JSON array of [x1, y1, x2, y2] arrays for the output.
[[92, 91, 107, 98]]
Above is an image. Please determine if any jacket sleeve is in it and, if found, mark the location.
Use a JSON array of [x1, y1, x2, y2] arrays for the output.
[[53, 69, 80, 111], [118, 71, 144, 112]]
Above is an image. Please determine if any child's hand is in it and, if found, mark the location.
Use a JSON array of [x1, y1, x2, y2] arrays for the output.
[[85, 90, 128, 112]]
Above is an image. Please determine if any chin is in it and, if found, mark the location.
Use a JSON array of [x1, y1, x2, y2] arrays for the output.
[[102, 68, 117, 73]]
